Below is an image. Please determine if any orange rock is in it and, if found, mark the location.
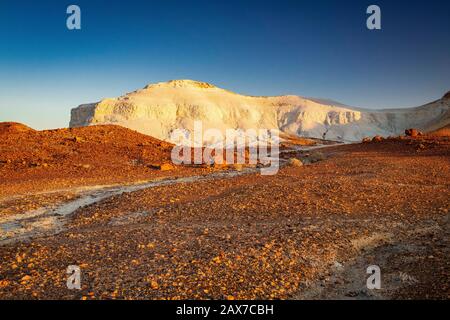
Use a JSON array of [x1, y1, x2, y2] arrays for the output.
[[150, 280, 159, 289], [160, 163, 175, 171], [0, 280, 10, 288], [405, 128, 419, 137], [148, 162, 175, 171], [372, 135, 384, 142], [21, 275, 31, 281]]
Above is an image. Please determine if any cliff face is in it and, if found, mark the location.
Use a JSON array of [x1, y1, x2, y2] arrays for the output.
[[69, 80, 450, 142]]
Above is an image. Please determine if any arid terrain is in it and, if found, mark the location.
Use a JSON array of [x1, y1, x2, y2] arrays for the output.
[[0, 122, 449, 300]]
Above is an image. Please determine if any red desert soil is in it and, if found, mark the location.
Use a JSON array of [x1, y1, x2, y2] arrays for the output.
[[0, 122, 35, 135], [0, 123, 204, 198], [0, 123, 285, 218], [0, 127, 448, 300]]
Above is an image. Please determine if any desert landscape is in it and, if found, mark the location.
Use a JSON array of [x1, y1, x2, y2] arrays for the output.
[[0, 82, 449, 300]]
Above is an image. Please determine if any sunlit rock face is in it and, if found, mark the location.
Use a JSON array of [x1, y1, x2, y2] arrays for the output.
[[70, 80, 450, 142]]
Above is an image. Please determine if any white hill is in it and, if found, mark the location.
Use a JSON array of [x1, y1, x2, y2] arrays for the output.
[[70, 80, 450, 143]]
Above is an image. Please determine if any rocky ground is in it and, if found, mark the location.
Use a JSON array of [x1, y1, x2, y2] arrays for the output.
[[0, 126, 448, 300], [0, 123, 194, 199]]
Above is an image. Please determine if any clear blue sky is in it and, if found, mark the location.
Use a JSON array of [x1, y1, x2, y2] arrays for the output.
[[1, 0, 449, 129]]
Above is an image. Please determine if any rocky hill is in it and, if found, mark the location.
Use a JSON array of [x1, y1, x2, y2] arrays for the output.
[[0, 124, 180, 197], [0, 122, 35, 135]]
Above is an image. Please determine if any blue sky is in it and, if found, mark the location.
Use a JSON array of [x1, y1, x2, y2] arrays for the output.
[[0, 0, 449, 129]]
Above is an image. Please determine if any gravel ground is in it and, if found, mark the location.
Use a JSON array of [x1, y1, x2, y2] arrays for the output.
[[0, 136, 449, 299]]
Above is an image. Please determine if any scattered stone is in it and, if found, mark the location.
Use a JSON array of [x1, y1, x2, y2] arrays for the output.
[[160, 163, 175, 171], [372, 135, 384, 142], [148, 163, 175, 171], [71, 136, 84, 143], [417, 143, 426, 150], [362, 137, 371, 143], [332, 261, 344, 271], [150, 280, 159, 289], [20, 275, 31, 282], [287, 158, 303, 167], [345, 291, 359, 297], [405, 128, 419, 137]]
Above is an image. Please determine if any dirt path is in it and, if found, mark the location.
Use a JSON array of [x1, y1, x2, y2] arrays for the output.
[[297, 215, 449, 299], [0, 169, 256, 245], [0, 144, 337, 246]]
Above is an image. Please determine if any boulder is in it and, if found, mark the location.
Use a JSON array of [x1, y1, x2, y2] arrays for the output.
[[405, 128, 419, 137], [372, 135, 384, 142], [148, 162, 175, 171], [160, 163, 175, 171], [287, 158, 303, 167]]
